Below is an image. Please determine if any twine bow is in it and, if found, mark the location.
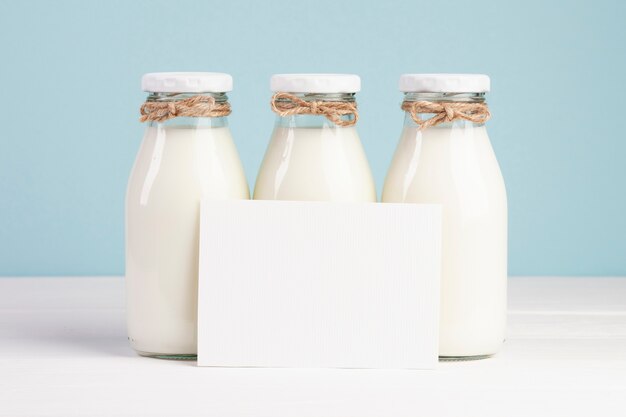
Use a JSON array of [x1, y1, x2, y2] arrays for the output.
[[270, 92, 358, 127], [140, 95, 231, 122], [401, 101, 490, 130]]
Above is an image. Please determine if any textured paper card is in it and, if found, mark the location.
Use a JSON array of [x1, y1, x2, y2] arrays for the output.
[[198, 200, 441, 369]]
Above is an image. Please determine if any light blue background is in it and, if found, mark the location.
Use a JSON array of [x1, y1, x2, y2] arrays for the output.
[[0, 0, 624, 276]]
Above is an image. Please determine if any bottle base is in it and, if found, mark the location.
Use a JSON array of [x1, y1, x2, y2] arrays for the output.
[[439, 354, 493, 362], [135, 349, 197, 360]]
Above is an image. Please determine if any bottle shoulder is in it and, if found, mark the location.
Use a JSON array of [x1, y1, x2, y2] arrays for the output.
[[126, 126, 249, 205], [383, 125, 506, 205]]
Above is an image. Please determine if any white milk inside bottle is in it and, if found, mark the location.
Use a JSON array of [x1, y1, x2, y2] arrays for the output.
[[126, 72, 249, 358], [382, 74, 507, 359], [254, 74, 376, 202]]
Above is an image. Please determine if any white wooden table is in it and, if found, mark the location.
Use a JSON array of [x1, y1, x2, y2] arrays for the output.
[[1, 277, 625, 417]]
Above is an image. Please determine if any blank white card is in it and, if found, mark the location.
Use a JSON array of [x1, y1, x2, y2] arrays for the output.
[[198, 200, 441, 369]]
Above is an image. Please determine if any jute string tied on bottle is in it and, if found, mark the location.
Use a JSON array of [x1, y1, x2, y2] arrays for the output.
[[401, 100, 491, 130], [140, 95, 231, 122], [270, 92, 358, 127]]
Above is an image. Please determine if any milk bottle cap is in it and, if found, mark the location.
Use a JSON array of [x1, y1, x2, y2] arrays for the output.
[[142, 72, 233, 93], [271, 74, 361, 93], [399, 74, 490, 93]]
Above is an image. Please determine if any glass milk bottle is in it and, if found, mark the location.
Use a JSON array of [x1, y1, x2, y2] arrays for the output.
[[254, 74, 376, 202], [382, 74, 507, 359], [126, 72, 250, 358]]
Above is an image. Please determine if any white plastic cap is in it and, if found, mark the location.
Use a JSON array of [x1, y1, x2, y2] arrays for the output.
[[399, 74, 490, 93], [271, 74, 361, 93], [141, 72, 233, 93]]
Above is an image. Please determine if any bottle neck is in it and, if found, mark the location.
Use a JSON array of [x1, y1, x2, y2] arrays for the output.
[[145, 92, 229, 128], [274, 93, 357, 128], [403, 92, 485, 103], [402, 92, 487, 129]]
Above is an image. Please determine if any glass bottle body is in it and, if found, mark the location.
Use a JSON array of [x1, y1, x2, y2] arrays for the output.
[[126, 93, 249, 358], [383, 92, 508, 359], [254, 94, 376, 202]]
